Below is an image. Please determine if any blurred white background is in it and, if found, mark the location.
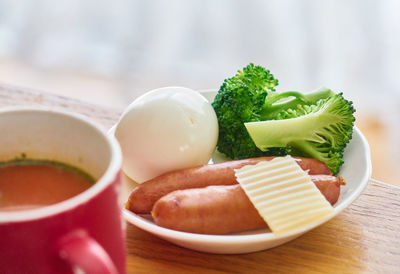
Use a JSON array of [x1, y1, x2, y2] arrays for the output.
[[0, 0, 399, 184]]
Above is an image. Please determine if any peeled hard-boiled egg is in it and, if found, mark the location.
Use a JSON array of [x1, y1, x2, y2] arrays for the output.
[[114, 87, 218, 183]]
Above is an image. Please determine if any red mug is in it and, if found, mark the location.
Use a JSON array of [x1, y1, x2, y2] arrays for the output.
[[0, 107, 125, 274]]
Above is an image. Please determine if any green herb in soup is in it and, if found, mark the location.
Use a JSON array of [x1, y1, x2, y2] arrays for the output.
[[0, 160, 95, 211]]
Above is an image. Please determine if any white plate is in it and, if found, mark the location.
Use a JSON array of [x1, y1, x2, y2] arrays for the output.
[[119, 90, 372, 254]]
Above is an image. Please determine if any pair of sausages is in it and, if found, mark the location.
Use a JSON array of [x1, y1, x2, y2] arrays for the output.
[[127, 157, 344, 234]]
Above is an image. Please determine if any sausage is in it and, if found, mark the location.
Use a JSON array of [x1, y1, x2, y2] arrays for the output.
[[128, 156, 331, 214], [152, 175, 344, 234], [152, 185, 265, 234], [311, 175, 345, 205]]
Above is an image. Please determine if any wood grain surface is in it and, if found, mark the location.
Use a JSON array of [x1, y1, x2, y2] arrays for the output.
[[1, 82, 399, 274]]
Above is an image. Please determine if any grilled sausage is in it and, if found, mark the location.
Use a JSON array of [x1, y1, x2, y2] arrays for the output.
[[311, 175, 345, 205], [128, 156, 331, 214], [152, 175, 344, 234]]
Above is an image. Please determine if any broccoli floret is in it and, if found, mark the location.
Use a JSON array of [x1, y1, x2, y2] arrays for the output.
[[212, 63, 335, 159], [245, 93, 356, 174]]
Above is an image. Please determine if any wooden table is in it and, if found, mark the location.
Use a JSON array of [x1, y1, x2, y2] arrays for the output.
[[1, 83, 399, 273]]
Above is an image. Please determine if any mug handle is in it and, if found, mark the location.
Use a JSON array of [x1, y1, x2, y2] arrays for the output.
[[56, 230, 118, 274]]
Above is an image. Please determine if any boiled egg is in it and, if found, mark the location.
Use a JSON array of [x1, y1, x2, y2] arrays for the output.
[[114, 87, 218, 183]]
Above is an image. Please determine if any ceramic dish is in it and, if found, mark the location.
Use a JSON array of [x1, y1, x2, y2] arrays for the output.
[[118, 90, 372, 254]]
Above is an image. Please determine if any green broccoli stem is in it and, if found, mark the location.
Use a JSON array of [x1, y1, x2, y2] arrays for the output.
[[260, 87, 335, 120], [245, 113, 326, 149], [302, 87, 335, 102]]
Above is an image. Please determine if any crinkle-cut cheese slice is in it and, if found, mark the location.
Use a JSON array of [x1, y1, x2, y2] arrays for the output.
[[235, 155, 334, 234]]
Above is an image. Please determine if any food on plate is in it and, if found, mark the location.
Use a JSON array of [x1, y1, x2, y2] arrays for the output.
[[310, 175, 344, 205], [123, 63, 354, 236], [127, 156, 332, 214], [152, 173, 343, 234], [235, 156, 335, 234], [152, 185, 265, 234], [114, 86, 218, 183], [245, 93, 355, 175], [211, 63, 355, 174]]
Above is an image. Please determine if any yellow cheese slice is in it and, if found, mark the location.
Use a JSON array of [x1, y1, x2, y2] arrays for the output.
[[235, 155, 334, 234]]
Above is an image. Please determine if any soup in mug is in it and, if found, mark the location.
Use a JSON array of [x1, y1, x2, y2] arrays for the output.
[[0, 159, 95, 211]]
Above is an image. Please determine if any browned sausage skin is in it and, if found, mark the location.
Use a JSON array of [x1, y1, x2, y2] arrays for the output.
[[152, 175, 344, 234], [311, 175, 345, 205], [152, 185, 265, 234], [128, 156, 331, 214]]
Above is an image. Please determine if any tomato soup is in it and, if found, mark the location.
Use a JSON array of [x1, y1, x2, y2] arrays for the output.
[[0, 160, 95, 211]]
